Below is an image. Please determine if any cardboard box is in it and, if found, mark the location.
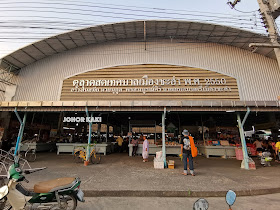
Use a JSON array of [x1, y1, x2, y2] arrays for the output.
[[168, 164, 174, 169]]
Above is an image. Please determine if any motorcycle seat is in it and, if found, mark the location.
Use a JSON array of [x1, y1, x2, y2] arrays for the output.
[[34, 177, 76, 193]]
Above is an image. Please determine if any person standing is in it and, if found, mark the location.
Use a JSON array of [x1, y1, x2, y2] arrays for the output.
[[180, 129, 198, 176], [131, 137, 139, 156], [275, 139, 280, 162], [142, 136, 149, 162], [116, 135, 123, 153]]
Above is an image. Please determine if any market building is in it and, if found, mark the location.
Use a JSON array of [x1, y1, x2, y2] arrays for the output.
[[0, 20, 279, 167]]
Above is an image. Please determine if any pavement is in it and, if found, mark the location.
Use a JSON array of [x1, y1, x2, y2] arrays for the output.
[[76, 193, 280, 210], [20, 152, 280, 197]]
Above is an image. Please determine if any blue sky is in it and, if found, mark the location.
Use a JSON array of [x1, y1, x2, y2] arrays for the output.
[[0, 0, 268, 58]]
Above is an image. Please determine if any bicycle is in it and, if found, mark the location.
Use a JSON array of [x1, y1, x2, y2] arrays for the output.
[[73, 144, 101, 164], [10, 143, 36, 162], [24, 143, 36, 162]]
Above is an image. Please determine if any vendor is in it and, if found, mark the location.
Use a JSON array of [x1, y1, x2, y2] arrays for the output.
[[253, 139, 262, 154]]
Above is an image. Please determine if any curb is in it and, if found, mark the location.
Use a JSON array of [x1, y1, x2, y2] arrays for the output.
[[83, 188, 280, 197]]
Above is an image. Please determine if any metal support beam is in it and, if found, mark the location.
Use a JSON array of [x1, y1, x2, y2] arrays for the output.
[[85, 107, 93, 162], [237, 107, 251, 170], [14, 108, 27, 159], [144, 21, 147, 50], [249, 43, 280, 48], [242, 107, 250, 127], [162, 107, 167, 167]]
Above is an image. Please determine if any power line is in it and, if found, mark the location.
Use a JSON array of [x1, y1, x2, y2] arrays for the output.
[[2, 0, 255, 17], [0, 8, 256, 24], [232, 7, 258, 14], [0, 23, 267, 36]]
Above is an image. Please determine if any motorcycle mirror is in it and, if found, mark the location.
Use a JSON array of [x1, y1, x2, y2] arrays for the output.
[[0, 186, 8, 200], [193, 198, 209, 210], [226, 190, 236, 207]]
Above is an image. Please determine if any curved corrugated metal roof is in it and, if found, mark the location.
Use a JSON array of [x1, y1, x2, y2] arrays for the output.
[[0, 20, 273, 72]]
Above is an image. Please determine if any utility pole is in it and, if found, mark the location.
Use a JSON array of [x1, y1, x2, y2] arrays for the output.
[[228, 0, 280, 69], [256, 0, 280, 69]]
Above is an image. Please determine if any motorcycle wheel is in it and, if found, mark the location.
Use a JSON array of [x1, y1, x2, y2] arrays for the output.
[[25, 150, 36, 162], [91, 153, 101, 164], [60, 194, 77, 210], [0, 197, 12, 210]]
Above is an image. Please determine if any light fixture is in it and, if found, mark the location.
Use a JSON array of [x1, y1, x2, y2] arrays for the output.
[[226, 110, 235, 113]]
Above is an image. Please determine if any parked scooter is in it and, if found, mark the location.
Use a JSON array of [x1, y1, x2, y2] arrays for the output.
[[193, 190, 237, 210], [259, 150, 273, 167], [0, 161, 84, 210]]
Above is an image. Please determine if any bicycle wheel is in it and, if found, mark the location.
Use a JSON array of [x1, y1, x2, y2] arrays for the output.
[[90, 153, 101, 164], [25, 150, 36, 162], [73, 151, 82, 163]]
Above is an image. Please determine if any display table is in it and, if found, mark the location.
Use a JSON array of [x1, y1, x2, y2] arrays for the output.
[[197, 145, 236, 159], [56, 143, 110, 155], [128, 144, 181, 156], [20, 142, 56, 152]]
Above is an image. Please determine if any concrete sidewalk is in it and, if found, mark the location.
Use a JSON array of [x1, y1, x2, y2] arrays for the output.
[[76, 193, 280, 210], [23, 153, 280, 197]]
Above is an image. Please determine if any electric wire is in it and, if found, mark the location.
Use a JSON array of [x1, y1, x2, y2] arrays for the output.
[[1, 0, 256, 17], [0, 8, 257, 25], [0, 1, 271, 56]]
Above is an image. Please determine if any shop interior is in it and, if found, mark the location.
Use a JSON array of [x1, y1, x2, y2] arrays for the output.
[[2, 111, 280, 157]]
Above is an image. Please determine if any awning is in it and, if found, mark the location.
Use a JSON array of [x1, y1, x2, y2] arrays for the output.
[[0, 100, 279, 112]]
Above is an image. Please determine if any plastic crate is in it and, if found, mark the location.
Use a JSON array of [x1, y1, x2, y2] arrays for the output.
[[235, 148, 243, 160]]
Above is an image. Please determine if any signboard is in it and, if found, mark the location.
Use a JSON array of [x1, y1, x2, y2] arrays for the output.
[[61, 64, 239, 100]]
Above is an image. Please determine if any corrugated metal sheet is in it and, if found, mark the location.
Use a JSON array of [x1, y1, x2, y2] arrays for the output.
[[10, 38, 280, 101], [0, 70, 18, 101]]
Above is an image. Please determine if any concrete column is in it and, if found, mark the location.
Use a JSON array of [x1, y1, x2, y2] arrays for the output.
[[162, 107, 167, 167]]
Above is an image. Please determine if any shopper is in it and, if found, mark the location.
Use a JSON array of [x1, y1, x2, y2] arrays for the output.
[[180, 129, 198, 176], [142, 136, 149, 162], [268, 140, 276, 160], [116, 135, 123, 153], [131, 137, 139, 157], [275, 139, 280, 162], [253, 139, 262, 154]]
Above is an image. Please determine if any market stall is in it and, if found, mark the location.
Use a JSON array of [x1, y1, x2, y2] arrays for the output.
[[197, 145, 236, 159], [21, 142, 56, 152], [128, 142, 181, 156], [56, 143, 111, 155]]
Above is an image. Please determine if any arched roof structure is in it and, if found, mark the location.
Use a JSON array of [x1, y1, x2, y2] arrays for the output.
[[0, 20, 273, 73]]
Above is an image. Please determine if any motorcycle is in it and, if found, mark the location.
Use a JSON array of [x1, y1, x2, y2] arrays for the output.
[[259, 150, 273, 167], [0, 161, 84, 210]]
